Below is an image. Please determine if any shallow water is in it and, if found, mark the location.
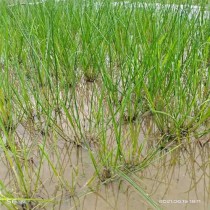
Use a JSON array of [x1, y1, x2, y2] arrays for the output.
[[0, 116, 209, 210], [0, 77, 210, 209]]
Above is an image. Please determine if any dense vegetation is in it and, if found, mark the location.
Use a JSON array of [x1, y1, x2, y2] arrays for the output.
[[0, 0, 209, 209]]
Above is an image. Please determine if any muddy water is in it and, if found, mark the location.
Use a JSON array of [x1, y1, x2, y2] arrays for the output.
[[0, 78, 209, 210], [0, 122, 209, 210]]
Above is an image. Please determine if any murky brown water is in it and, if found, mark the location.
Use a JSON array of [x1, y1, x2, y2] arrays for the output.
[[0, 78, 209, 210], [1, 122, 209, 210]]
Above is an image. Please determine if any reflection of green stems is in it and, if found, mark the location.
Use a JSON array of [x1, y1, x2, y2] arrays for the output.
[[116, 168, 162, 210]]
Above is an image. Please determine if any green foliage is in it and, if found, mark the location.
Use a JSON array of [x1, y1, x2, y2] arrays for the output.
[[0, 0, 209, 209]]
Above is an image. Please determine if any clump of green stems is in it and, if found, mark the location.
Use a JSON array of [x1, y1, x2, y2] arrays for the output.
[[0, 0, 209, 209]]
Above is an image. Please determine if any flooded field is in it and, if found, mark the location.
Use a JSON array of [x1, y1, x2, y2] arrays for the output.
[[0, 0, 209, 209], [1, 131, 209, 210], [0, 80, 209, 210]]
